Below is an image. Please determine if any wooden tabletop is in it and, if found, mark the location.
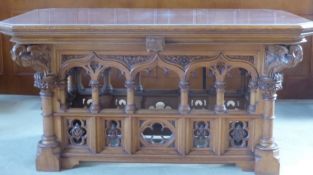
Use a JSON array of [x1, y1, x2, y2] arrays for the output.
[[1, 8, 313, 44]]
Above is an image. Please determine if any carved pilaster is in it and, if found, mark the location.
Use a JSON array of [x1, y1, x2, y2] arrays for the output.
[[125, 80, 136, 114], [178, 80, 191, 114]]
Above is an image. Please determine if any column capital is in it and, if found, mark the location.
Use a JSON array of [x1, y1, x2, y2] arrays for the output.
[[214, 81, 225, 89], [34, 72, 56, 92], [125, 80, 136, 89], [258, 73, 283, 100], [248, 79, 258, 90], [179, 80, 189, 90], [89, 80, 100, 88]]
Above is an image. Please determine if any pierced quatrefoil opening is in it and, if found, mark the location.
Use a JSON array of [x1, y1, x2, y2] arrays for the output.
[[193, 121, 210, 148], [141, 122, 173, 146], [229, 121, 249, 148], [105, 120, 122, 147], [67, 119, 87, 145]]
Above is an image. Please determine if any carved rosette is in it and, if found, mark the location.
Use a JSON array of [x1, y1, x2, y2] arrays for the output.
[[146, 36, 165, 53]]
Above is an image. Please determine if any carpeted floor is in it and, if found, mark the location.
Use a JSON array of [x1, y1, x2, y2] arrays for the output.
[[0, 95, 312, 175]]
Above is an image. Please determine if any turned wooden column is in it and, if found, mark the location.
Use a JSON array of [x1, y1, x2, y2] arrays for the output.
[[179, 80, 191, 114], [102, 68, 113, 92], [57, 79, 67, 111], [34, 73, 58, 146], [89, 80, 100, 113], [35, 72, 61, 171], [67, 69, 76, 94], [258, 75, 282, 149], [255, 44, 303, 175], [248, 79, 258, 113], [135, 72, 143, 91], [214, 80, 226, 113], [125, 80, 136, 114]]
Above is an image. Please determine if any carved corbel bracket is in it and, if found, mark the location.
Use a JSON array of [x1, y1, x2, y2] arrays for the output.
[[11, 44, 52, 74], [259, 45, 303, 99], [265, 45, 303, 76]]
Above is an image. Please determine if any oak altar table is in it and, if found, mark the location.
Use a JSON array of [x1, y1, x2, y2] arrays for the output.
[[1, 8, 313, 175]]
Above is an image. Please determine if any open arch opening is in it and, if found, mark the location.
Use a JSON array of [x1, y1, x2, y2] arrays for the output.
[[134, 66, 180, 111], [189, 67, 216, 110]]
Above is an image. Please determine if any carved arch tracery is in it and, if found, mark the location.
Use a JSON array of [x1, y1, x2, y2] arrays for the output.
[[185, 53, 259, 82]]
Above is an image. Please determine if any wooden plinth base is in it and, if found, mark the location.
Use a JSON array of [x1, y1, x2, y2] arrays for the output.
[[255, 147, 280, 175], [36, 142, 61, 171]]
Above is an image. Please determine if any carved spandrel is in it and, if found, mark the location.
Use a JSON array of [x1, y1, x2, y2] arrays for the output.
[[62, 55, 86, 63], [227, 55, 255, 64], [96, 55, 154, 71], [161, 55, 215, 70], [11, 44, 51, 73]]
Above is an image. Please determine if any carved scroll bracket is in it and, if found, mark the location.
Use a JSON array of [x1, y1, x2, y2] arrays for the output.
[[11, 44, 52, 74]]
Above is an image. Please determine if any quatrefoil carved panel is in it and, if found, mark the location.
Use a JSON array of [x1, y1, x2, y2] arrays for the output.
[[140, 120, 175, 147]]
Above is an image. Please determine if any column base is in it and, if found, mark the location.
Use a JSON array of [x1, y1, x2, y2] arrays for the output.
[[178, 104, 191, 114], [125, 104, 136, 114], [36, 141, 61, 171], [89, 104, 100, 114], [248, 104, 256, 113], [255, 145, 280, 175], [214, 105, 226, 114]]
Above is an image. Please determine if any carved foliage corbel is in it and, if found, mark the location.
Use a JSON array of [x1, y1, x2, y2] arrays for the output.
[[259, 45, 303, 99], [11, 44, 51, 73], [11, 44, 54, 91]]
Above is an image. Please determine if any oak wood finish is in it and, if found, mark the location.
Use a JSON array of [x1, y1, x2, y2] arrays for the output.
[[1, 8, 313, 175], [0, 1, 313, 98]]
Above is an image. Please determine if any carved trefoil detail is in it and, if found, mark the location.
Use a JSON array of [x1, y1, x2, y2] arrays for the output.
[[229, 121, 249, 148], [140, 120, 175, 147], [67, 119, 87, 146]]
